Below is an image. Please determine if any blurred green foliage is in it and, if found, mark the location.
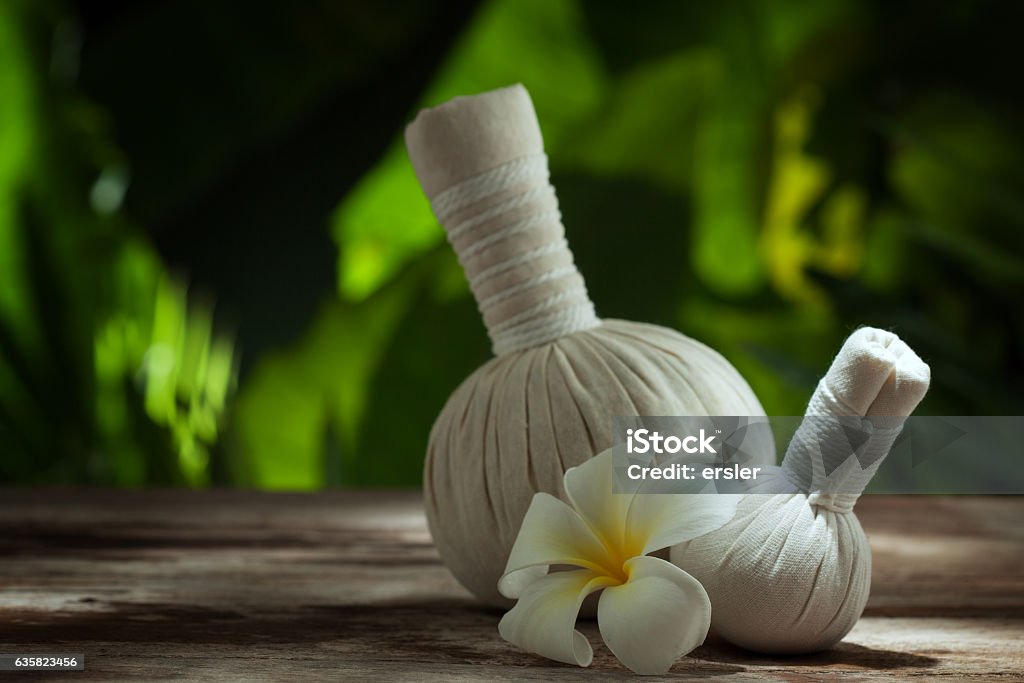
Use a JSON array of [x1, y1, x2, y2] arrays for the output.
[[0, 1, 236, 485], [1, 0, 1021, 488]]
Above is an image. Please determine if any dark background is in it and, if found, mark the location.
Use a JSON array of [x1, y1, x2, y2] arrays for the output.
[[1, 0, 1021, 488]]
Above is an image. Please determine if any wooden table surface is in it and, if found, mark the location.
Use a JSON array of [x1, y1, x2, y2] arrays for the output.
[[1, 490, 1021, 681]]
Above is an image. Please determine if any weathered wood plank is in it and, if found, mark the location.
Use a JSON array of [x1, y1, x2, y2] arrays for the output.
[[0, 491, 1021, 680]]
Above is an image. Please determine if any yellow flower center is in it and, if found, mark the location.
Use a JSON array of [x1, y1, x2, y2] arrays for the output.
[[595, 538, 643, 585]]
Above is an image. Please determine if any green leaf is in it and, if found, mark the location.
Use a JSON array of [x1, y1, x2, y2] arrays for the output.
[[334, 0, 606, 301], [231, 250, 442, 488]]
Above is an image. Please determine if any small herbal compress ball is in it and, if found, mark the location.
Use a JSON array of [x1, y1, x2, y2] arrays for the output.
[[671, 328, 930, 653]]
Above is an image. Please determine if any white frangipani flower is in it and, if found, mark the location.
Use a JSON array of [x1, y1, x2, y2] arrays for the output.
[[497, 449, 740, 674]]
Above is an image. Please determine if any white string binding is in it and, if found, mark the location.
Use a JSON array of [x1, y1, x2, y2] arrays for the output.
[[488, 286, 589, 335], [455, 209, 562, 262], [493, 303, 598, 355], [468, 239, 567, 292], [477, 265, 576, 312], [431, 155, 551, 222], [430, 153, 600, 354], [445, 184, 555, 242]]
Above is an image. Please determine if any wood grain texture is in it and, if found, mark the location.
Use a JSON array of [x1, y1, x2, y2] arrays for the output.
[[0, 490, 1021, 680]]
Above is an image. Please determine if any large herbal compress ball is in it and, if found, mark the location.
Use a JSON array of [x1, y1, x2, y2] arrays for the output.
[[406, 85, 770, 606], [426, 320, 769, 605]]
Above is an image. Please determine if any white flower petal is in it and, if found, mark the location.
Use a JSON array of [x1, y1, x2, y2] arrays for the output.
[[626, 491, 741, 555], [499, 569, 617, 667], [498, 493, 612, 599], [563, 448, 637, 550], [597, 556, 711, 675]]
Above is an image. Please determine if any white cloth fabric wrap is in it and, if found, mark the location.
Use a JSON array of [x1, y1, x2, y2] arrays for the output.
[[407, 85, 771, 605], [671, 328, 930, 653], [407, 85, 598, 355]]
